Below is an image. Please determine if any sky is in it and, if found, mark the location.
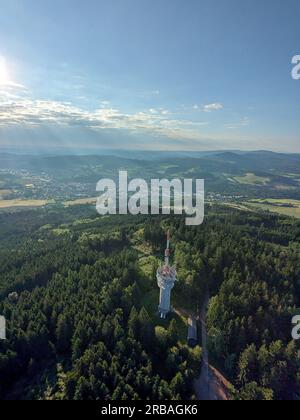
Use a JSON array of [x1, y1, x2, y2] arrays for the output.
[[0, 0, 299, 153]]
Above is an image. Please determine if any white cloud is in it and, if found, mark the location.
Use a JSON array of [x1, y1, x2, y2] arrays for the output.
[[203, 103, 223, 112], [0, 84, 226, 145], [0, 90, 211, 142]]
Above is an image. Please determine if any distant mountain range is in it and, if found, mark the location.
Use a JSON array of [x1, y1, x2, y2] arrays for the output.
[[0, 150, 299, 200], [1, 149, 300, 174]]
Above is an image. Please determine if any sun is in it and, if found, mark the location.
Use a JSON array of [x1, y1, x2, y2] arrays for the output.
[[0, 56, 9, 85]]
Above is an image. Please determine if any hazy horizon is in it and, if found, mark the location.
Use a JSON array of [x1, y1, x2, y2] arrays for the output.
[[0, 146, 299, 158]]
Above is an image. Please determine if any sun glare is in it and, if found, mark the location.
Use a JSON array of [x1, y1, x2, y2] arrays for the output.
[[0, 56, 9, 85]]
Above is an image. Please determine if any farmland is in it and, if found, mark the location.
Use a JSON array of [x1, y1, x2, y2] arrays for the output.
[[0, 199, 49, 209], [246, 199, 300, 219]]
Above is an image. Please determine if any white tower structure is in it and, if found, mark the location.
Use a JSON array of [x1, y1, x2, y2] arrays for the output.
[[157, 230, 177, 319]]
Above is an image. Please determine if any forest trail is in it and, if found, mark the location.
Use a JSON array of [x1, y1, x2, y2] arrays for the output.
[[194, 293, 232, 401]]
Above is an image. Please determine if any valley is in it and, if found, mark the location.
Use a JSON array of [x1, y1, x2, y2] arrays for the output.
[[0, 150, 299, 401]]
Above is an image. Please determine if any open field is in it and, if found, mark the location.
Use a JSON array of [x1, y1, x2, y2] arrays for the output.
[[246, 199, 300, 219], [0, 189, 13, 199], [234, 172, 270, 186], [64, 197, 97, 206], [249, 198, 300, 205], [0, 199, 48, 209]]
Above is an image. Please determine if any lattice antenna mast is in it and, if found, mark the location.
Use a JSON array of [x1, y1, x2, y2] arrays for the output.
[[165, 230, 171, 266]]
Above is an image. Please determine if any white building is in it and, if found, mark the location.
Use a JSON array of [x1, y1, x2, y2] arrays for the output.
[[157, 231, 177, 319]]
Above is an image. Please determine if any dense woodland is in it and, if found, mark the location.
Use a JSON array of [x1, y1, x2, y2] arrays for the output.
[[0, 204, 299, 400]]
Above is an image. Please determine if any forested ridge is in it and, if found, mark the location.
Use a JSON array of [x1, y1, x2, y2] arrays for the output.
[[0, 205, 299, 400]]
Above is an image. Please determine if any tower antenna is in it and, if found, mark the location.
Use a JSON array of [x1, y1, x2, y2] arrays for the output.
[[157, 229, 177, 319], [165, 229, 171, 266]]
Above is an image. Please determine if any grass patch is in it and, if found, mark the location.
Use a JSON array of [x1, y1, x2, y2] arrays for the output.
[[64, 197, 97, 206], [0, 189, 13, 198], [250, 198, 300, 205], [0, 199, 48, 209], [234, 173, 270, 186], [246, 199, 300, 219]]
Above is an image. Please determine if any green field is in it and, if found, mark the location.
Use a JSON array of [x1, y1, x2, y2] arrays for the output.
[[0, 199, 49, 209], [246, 199, 300, 219], [0, 189, 13, 199], [64, 197, 97, 206], [234, 173, 270, 186]]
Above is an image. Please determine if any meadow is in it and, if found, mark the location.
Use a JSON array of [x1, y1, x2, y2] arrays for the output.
[[246, 199, 300, 219], [0, 199, 48, 209]]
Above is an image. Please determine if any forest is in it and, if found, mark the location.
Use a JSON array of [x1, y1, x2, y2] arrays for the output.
[[0, 204, 299, 400]]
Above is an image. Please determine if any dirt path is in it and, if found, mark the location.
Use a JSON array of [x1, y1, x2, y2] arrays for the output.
[[194, 294, 231, 401]]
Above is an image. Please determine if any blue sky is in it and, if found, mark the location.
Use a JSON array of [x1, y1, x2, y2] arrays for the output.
[[0, 0, 299, 153]]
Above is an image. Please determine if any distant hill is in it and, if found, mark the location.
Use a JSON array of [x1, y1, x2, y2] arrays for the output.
[[0, 151, 299, 199], [1, 150, 300, 172]]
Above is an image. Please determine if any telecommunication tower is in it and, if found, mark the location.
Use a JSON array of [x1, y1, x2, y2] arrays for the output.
[[157, 230, 177, 319]]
